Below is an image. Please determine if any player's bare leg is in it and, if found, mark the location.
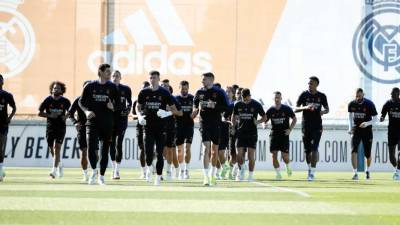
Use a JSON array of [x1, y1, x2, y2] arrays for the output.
[[209, 143, 219, 185], [217, 150, 226, 179], [48, 145, 56, 178], [236, 147, 245, 181], [80, 148, 88, 181], [272, 151, 281, 180], [183, 143, 191, 179], [202, 141, 211, 185], [247, 148, 255, 182], [165, 147, 173, 180], [0, 134, 7, 181], [172, 147, 179, 178], [177, 144, 184, 179], [54, 143, 63, 178]]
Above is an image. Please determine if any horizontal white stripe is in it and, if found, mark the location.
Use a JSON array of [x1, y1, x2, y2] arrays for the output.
[[0, 197, 399, 215]]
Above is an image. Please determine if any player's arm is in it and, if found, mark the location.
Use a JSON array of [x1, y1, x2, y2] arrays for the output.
[[231, 114, 239, 134], [359, 115, 378, 128], [170, 95, 183, 117], [320, 94, 329, 115], [320, 106, 329, 115], [7, 94, 16, 123], [131, 100, 139, 120], [191, 91, 200, 119], [136, 92, 147, 125], [79, 85, 95, 119], [136, 102, 146, 124], [263, 108, 271, 129], [67, 98, 79, 124], [38, 110, 50, 118], [222, 105, 233, 126], [256, 114, 267, 125], [61, 99, 71, 121], [286, 115, 297, 135], [294, 93, 309, 112], [158, 93, 182, 117], [38, 99, 54, 119], [348, 112, 354, 134], [380, 102, 388, 122], [125, 87, 133, 116], [360, 102, 378, 128], [231, 104, 239, 134], [295, 105, 312, 112], [168, 104, 182, 116], [136, 102, 143, 116], [347, 101, 355, 134], [256, 105, 267, 125], [215, 89, 229, 113], [108, 85, 121, 112], [191, 107, 199, 119]]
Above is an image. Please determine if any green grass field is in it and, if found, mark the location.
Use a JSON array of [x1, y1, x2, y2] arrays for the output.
[[0, 168, 399, 225]]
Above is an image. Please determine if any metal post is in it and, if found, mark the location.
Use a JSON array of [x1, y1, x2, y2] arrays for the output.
[[358, 0, 373, 172]]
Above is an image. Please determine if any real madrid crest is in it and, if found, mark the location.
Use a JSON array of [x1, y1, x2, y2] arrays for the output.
[[0, 0, 36, 78]]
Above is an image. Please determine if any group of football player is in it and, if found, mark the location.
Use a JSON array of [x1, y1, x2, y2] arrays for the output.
[[0, 64, 399, 185]]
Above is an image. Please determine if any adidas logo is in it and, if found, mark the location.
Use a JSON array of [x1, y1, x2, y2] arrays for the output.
[[87, 0, 212, 76]]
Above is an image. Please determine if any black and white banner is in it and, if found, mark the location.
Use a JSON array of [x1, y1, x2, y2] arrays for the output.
[[3, 121, 395, 171]]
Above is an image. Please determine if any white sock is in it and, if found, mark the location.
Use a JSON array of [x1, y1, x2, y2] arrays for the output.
[[211, 166, 217, 177], [147, 166, 153, 174], [311, 167, 316, 175], [179, 163, 185, 171], [275, 167, 280, 175], [353, 169, 357, 175], [308, 164, 311, 170], [92, 169, 98, 176], [112, 161, 116, 169], [366, 166, 370, 172], [141, 166, 146, 174], [184, 163, 189, 171], [234, 163, 239, 172], [99, 175, 104, 180], [167, 163, 172, 172], [115, 163, 120, 171], [249, 171, 254, 177], [203, 168, 209, 177], [83, 169, 88, 175], [51, 167, 56, 173], [217, 168, 221, 175]]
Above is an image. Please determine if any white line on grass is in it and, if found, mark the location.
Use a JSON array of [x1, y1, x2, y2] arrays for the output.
[[253, 181, 310, 198], [1, 197, 400, 215]]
